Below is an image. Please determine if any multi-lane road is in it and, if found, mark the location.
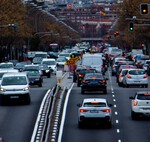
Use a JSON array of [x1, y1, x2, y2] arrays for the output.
[[61, 69, 150, 142], [1, 67, 150, 142], [0, 75, 57, 142]]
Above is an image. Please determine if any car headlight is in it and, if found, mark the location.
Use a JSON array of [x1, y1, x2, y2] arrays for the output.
[[0, 87, 6, 92], [45, 70, 49, 73], [23, 87, 29, 91]]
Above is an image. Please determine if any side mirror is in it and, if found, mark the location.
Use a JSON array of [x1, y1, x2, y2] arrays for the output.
[[77, 104, 81, 107], [108, 104, 113, 107], [129, 96, 134, 99]]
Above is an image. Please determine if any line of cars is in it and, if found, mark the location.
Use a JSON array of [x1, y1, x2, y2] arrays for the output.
[[111, 55, 149, 88], [0, 60, 53, 105], [110, 52, 150, 120]]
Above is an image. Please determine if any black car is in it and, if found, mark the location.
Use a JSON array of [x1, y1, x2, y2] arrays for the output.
[[39, 64, 51, 78], [14, 61, 31, 72], [26, 70, 43, 87], [73, 65, 90, 83], [77, 68, 97, 87], [81, 73, 108, 94]]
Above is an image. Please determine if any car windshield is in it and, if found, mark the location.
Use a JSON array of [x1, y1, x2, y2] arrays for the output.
[[27, 70, 39, 76], [84, 102, 106, 107], [0, 73, 6, 79], [129, 70, 145, 75], [24, 66, 39, 70], [2, 76, 27, 85], [57, 58, 67, 62], [137, 94, 150, 100], [43, 61, 55, 65], [0, 64, 13, 68]]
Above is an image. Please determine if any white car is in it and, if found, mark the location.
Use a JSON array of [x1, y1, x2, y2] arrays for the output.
[[0, 69, 19, 85], [0, 72, 31, 105], [41, 58, 57, 74], [77, 98, 112, 128], [129, 91, 150, 120], [122, 68, 148, 88]]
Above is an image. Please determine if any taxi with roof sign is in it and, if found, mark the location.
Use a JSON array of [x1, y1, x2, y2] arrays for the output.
[[129, 91, 150, 120], [77, 98, 112, 128]]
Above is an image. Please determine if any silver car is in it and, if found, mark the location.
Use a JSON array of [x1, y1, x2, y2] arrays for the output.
[[129, 91, 150, 120], [77, 98, 112, 128], [122, 68, 148, 88]]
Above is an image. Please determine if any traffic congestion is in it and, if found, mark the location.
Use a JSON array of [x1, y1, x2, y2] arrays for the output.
[[0, 0, 150, 142]]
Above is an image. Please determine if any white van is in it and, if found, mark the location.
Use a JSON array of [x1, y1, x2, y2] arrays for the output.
[[41, 58, 57, 73], [81, 53, 104, 73]]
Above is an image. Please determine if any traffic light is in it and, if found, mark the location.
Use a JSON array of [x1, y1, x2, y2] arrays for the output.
[[140, 3, 149, 15], [129, 22, 134, 31]]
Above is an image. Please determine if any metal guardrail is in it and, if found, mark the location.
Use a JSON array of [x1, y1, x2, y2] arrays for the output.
[[30, 84, 60, 142]]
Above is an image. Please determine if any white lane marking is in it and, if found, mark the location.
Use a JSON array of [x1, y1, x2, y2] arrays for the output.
[[57, 83, 74, 142], [112, 94, 115, 97], [116, 120, 119, 123], [117, 129, 120, 133], [115, 111, 118, 115], [118, 140, 121, 142], [113, 99, 116, 102], [114, 104, 117, 108]]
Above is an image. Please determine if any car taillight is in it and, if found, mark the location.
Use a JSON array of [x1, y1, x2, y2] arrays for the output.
[[119, 74, 123, 78], [78, 74, 83, 77], [127, 74, 131, 78], [101, 109, 110, 113], [133, 101, 137, 106], [143, 74, 148, 78], [80, 109, 88, 113], [82, 80, 86, 83], [112, 65, 115, 68], [102, 80, 106, 83], [101, 65, 104, 69]]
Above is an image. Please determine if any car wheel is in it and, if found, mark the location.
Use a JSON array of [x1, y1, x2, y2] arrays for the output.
[[26, 96, 31, 105], [39, 82, 42, 87], [77, 82, 81, 87], [81, 89, 84, 94], [106, 121, 112, 128], [78, 121, 83, 128], [47, 74, 50, 78], [104, 90, 107, 94], [73, 77, 76, 83], [131, 111, 137, 120]]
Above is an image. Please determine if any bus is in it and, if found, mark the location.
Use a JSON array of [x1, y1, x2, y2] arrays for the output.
[[49, 43, 59, 52]]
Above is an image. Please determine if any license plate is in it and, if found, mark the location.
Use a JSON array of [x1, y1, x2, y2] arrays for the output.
[[90, 110, 99, 113], [143, 108, 150, 110], [10, 96, 19, 99], [90, 81, 97, 85]]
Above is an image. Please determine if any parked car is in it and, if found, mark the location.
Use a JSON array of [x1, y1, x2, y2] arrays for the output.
[[0, 72, 31, 105], [129, 91, 150, 120], [77, 98, 112, 128], [81, 72, 108, 94]]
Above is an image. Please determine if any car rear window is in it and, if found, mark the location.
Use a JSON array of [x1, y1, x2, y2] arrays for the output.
[[84, 102, 106, 107], [129, 70, 145, 75], [137, 94, 150, 100]]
